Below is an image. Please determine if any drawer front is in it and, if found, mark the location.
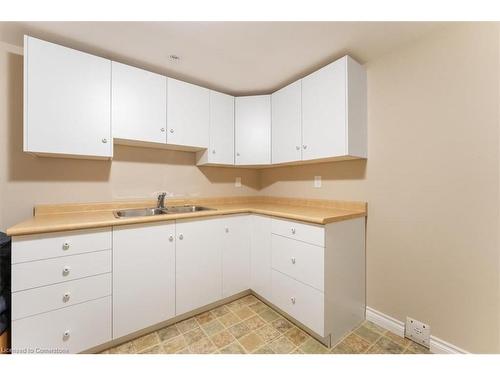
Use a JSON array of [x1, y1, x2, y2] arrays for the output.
[[271, 218, 324, 247], [12, 296, 111, 354], [12, 273, 112, 320], [12, 250, 111, 292], [271, 270, 324, 336], [12, 228, 112, 264], [271, 234, 324, 291]]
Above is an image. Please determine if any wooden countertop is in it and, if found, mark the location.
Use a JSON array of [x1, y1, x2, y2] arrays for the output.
[[6, 196, 367, 236]]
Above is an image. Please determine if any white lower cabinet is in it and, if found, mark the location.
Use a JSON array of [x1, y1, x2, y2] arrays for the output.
[[250, 215, 272, 301], [222, 215, 250, 297], [175, 217, 223, 315], [112, 222, 176, 339]]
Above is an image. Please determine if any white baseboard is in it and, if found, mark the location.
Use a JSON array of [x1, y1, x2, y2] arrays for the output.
[[365, 306, 469, 354]]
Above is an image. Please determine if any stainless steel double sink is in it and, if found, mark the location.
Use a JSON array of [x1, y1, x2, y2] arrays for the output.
[[113, 205, 215, 219]]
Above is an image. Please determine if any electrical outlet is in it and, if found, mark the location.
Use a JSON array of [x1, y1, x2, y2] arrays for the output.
[[314, 176, 322, 188], [235, 177, 241, 188], [405, 317, 430, 348]]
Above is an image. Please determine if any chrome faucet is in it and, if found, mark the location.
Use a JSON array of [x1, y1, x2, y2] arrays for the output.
[[157, 192, 167, 209]]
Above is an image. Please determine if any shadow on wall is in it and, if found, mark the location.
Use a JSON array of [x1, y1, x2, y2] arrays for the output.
[[259, 159, 367, 189], [198, 166, 261, 190]]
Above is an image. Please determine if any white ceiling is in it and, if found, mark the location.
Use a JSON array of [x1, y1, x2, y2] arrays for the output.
[[0, 21, 446, 95]]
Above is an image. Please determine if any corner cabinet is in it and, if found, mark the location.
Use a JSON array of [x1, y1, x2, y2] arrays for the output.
[[24, 36, 112, 159], [235, 95, 271, 166]]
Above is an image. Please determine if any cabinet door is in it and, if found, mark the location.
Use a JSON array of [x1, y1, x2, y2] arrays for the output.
[[234, 95, 271, 165], [302, 57, 347, 160], [250, 215, 272, 301], [175, 217, 223, 315], [113, 222, 175, 339], [222, 215, 250, 297], [209, 90, 234, 164], [167, 78, 209, 149], [24, 36, 112, 158], [112, 62, 167, 144], [271, 80, 302, 164]]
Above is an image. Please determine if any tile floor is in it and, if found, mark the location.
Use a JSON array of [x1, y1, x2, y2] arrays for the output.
[[101, 295, 430, 354]]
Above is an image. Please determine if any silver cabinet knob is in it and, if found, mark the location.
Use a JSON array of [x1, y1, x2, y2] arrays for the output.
[[169, 234, 174, 242], [62, 266, 71, 276], [212, 149, 216, 154], [62, 242, 70, 251], [169, 129, 174, 133], [296, 146, 300, 150], [63, 292, 71, 302], [290, 297, 296, 304], [291, 228, 296, 234], [179, 233, 184, 240], [225, 227, 229, 233], [102, 138, 108, 144], [291, 257, 296, 264], [63, 330, 70, 339], [236, 152, 240, 157], [161, 128, 165, 132], [302, 145, 307, 149]]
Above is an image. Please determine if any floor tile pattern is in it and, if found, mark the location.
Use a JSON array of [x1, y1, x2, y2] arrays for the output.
[[101, 295, 430, 354]]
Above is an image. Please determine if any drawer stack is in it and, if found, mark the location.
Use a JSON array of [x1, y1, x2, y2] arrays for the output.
[[269, 217, 366, 345], [270, 218, 326, 336], [11, 228, 112, 354]]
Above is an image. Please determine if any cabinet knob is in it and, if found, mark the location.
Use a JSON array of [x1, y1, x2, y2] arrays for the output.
[[290, 297, 296, 304], [63, 330, 70, 339], [225, 227, 229, 233], [170, 129, 174, 133], [102, 138, 108, 144], [179, 233, 184, 240], [291, 257, 296, 264], [291, 228, 296, 234], [302, 145, 307, 150], [169, 234, 174, 242], [236, 152, 240, 157], [212, 149, 216, 154], [63, 292, 71, 302], [62, 266, 71, 276], [161, 128, 165, 132], [62, 242, 70, 251], [296, 146, 300, 150]]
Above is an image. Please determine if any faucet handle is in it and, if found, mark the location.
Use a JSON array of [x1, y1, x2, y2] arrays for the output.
[[157, 192, 167, 209]]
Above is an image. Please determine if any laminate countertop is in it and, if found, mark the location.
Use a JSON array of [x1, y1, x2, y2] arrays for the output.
[[6, 196, 367, 236]]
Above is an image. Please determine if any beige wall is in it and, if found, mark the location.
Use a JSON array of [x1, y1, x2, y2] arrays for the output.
[[1, 23, 499, 353], [0, 42, 260, 230], [261, 23, 500, 353]]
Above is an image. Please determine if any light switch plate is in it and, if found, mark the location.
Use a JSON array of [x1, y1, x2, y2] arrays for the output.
[[235, 177, 241, 188], [314, 176, 322, 188], [405, 317, 430, 348]]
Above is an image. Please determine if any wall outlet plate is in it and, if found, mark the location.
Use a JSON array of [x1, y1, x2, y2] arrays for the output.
[[314, 176, 322, 188], [405, 317, 430, 348], [235, 177, 241, 188]]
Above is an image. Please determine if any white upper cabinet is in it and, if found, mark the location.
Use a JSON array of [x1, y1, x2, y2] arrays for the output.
[[24, 36, 112, 159], [235, 95, 271, 165], [271, 80, 302, 164], [302, 56, 367, 161], [196, 90, 234, 165], [112, 222, 175, 339], [112, 62, 167, 145], [222, 215, 250, 297], [167, 78, 209, 149]]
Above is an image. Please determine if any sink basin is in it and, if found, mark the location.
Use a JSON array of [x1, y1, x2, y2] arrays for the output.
[[164, 205, 215, 214], [113, 207, 167, 218], [113, 205, 215, 218]]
